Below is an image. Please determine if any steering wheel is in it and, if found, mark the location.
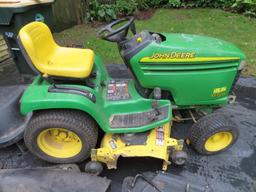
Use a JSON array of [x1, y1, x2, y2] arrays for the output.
[[97, 17, 136, 42]]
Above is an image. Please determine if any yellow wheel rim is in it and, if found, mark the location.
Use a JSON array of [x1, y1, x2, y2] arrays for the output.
[[204, 131, 233, 152], [37, 128, 82, 158]]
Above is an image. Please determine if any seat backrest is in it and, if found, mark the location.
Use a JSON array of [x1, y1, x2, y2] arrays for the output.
[[18, 22, 57, 73]]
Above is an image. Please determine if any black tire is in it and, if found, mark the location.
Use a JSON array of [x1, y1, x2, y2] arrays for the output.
[[188, 113, 239, 155], [24, 109, 98, 163], [85, 161, 103, 175], [171, 151, 188, 165]]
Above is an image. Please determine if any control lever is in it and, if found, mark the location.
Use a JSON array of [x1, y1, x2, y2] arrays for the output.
[[150, 88, 162, 121], [130, 21, 136, 35], [152, 100, 161, 116], [153, 87, 161, 100]]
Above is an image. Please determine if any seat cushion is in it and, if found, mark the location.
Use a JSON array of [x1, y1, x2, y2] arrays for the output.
[[43, 47, 94, 78], [18, 22, 94, 79]]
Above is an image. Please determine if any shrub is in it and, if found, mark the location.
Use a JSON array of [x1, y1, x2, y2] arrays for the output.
[[85, 0, 117, 22], [136, 0, 150, 10], [166, 0, 182, 8], [115, 0, 138, 15], [232, 0, 256, 17], [147, 0, 167, 7], [84, 0, 256, 22]]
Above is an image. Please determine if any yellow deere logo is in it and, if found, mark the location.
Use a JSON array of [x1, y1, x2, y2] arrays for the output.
[[149, 52, 196, 59], [140, 52, 240, 63], [212, 86, 227, 97]]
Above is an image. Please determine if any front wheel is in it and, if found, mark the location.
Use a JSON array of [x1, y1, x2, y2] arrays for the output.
[[188, 113, 238, 155], [24, 110, 98, 163]]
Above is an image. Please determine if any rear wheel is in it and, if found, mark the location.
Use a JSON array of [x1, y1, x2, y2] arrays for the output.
[[24, 110, 98, 163], [188, 113, 238, 155]]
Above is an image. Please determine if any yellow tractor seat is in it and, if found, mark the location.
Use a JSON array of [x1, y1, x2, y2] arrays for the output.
[[18, 22, 94, 79]]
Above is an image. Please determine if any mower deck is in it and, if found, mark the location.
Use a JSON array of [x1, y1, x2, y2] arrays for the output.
[[92, 123, 184, 170]]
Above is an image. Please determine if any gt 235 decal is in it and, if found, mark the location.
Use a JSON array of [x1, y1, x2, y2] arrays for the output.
[[212, 86, 227, 97]]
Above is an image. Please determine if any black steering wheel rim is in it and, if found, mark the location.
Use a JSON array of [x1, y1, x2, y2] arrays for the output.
[[97, 17, 135, 42]]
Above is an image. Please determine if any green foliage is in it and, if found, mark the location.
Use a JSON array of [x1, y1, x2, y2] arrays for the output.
[[134, 0, 237, 9], [132, 0, 236, 9], [115, 0, 138, 15], [85, 0, 256, 22], [85, 0, 116, 22], [166, 0, 182, 8], [232, 0, 256, 17], [146, 0, 167, 7], [165, 0, 236, 8], [136, 0, 150, 10]]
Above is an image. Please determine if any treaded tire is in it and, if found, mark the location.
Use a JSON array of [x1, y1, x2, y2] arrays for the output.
[[24, 110, 98, 163], [188, 113, 239, 155]]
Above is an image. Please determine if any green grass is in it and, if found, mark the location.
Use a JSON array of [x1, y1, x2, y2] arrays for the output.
[[54, 8, 256, 76]]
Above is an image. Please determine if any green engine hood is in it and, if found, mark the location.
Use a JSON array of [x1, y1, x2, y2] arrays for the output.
[[128, 32, 246, 107]]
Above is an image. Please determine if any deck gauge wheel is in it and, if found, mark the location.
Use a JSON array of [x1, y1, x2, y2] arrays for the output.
[[85, 161, 104, 175]]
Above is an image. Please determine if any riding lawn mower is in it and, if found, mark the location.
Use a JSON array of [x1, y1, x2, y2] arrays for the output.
[[3, 17, 244, 173]]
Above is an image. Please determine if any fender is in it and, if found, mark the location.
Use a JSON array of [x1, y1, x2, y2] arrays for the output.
[[21, 76, 171, 134], [20, 77, 108, 131]]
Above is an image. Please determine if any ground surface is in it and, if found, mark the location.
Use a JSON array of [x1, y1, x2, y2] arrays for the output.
[[54, 8, 256, 76], [0, 62, 255, 192]]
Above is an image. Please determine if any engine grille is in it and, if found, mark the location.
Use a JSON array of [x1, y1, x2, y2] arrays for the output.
[[109, 106, 169, 128]]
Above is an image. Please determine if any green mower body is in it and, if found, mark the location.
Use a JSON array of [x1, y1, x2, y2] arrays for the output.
[[20, 29, 245, 134], [17, 19, 245, 165]]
